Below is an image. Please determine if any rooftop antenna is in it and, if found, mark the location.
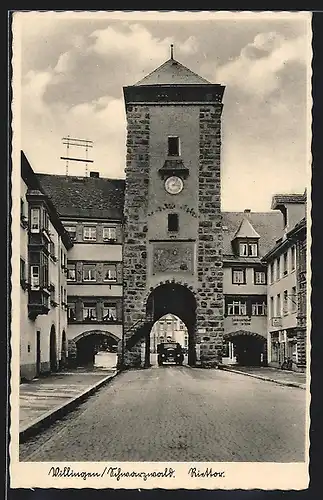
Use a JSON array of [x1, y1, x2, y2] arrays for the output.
[[170, 44, 174, 60], [61, 136, 94, 176]]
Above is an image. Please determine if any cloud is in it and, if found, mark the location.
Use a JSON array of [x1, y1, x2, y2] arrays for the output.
[[217, 31, 308, 97], [90, 23, 198, 61]]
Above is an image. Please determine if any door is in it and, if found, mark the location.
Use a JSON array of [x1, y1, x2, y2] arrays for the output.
[[36, 330, 41, 376]]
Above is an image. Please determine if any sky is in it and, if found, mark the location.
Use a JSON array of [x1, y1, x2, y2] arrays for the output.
[[14, 11, 312, 211]]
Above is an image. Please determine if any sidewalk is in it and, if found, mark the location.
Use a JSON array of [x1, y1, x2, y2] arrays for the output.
[[19, 365, 118, 442], [220, 365, 307, 390]]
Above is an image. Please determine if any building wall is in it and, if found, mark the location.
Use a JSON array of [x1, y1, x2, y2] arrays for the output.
[[285, 203, 306, 231], [20, 213, 68, 380], [64, 218, 123, 351], [68, 244, 122, 262], [223, 266, 267, 295], [266, 240, 300, 368]]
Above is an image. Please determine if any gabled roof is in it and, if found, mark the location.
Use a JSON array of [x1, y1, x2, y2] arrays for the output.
[[222, 211, 284, 260], [271, 193, 305, 210], [37, 173, 125, 220], [233, 217, 261, 239], [134, 58, 211, 86]]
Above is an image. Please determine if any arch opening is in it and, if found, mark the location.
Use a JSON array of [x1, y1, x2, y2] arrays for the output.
[[223, 331, 266, 367], [148, 313, 189, 366], [61, 330, 67, 369], [75, 331, 119, 370], [145, 283, 197, 367], [49, 325, 57, 373]]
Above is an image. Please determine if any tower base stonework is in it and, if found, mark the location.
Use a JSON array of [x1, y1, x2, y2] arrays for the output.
[[195, 106, 224, 367]]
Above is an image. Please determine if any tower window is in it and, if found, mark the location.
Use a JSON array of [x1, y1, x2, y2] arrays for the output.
[[168, 136, 180, 156], [168, 213, 179, 232]]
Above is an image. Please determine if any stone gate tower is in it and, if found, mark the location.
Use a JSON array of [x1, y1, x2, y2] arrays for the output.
[[121, 49, 225, 368]]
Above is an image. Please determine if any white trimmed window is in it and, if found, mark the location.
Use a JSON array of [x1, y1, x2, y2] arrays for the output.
[[67, 264, 76, 282], [227, 300, 247, 316], [270, 262, 275, 283], [254, 270, 266, 284], [239, 242, 258, 257], [30, 265, 40, 290], [276, 258, 281, 280], [83, 264, 96, 281], [291, 286, 297, 312], [103, 227, 117, 241], [291, 246, 296, 271], [30, 208, 40, 233], [283, 290, 288, 315], [283, 252, 288, 275], [252, 302, 267, 316], [67, 303, 76, 321], [102, 303, 117, 322], [83, 226, 96, 241], [83, 302, 97, 321], [103, 264, 117, 282], [232, 268, 246, 284], [276, 294, 281, 317]]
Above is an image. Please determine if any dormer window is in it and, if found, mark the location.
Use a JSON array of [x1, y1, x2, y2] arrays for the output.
[[239, 242, 258, 257], [168, 136, 180, 156]]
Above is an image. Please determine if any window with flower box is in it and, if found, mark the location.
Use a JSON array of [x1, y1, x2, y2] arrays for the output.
[[251, 302, 267, 316], [83, 264, 96, 282], [103, 264, 117, 282], [227, 300, 247, 316], [83, 226, 97, 241], [103, 226, 117, 242], [82, 302, 97, 321], [102, 303, 117, 322]]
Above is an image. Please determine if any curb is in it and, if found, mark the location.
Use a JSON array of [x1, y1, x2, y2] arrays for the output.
[[220, 366, 306, 390], [19, 371, 119, 443]]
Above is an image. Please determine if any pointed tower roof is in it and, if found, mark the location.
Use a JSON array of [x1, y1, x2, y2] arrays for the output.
[[233, 216, 261, 240], [134, 52, 211, 86]]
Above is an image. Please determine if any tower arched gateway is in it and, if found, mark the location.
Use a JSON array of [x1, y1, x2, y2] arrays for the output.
[[120, 50, 225, 368]]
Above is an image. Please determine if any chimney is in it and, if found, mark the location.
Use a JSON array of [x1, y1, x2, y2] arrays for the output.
[[90, 171, 100, 178]]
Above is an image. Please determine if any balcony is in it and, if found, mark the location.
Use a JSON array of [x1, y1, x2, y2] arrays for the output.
[[28, 298, 50, 319]]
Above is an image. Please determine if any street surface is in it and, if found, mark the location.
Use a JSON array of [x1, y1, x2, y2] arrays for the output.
[[20, 366, 306, 462]]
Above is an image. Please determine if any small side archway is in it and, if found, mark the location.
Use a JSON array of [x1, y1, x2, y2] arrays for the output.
[[49, 325, 57, 372], [73, 330, 120, 367], [61, 330, 67, 368], [223, 330, 266, 367]]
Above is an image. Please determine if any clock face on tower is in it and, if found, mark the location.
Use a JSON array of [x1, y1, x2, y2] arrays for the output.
[[164, 176, 184, 195]]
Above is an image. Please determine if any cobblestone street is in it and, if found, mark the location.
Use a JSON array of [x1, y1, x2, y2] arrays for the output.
[[20, 366, 307, 463]]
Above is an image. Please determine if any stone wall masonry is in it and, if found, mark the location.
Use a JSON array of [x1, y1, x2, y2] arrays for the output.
[[197, 105, 224, 367], [122, 106, 150, 366]]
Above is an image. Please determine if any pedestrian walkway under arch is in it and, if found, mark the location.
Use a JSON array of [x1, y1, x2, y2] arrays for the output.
[[223, 330, 266, 367]]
